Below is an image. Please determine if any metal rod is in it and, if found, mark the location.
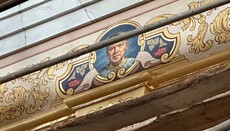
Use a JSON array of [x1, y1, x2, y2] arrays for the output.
[[0, 0, 28, 12], [0, 0, 229, 84]]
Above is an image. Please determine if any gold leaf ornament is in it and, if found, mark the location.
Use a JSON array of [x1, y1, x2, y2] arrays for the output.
[[5, 86, 30, 106], [183, 0, 214, 54], [47, 65, 55, 80], [0, 84, 7, 102], [210, 7, 230, 44], [0, 86, 29, 122], [26, 85, 49, 114], [56, 61, 68, 70], [187, 21, 213, 54]]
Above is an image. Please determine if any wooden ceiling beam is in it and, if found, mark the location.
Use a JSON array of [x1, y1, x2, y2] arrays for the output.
[[0, 0, 28, 12], [138, 92, 230, 131], [0, 0, 8, 4]]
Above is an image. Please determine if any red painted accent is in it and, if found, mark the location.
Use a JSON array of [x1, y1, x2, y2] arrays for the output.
[[68, 79, 82, 88]]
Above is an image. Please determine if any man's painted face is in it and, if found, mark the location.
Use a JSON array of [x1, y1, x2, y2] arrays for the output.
[[107, 40, 128, 66]]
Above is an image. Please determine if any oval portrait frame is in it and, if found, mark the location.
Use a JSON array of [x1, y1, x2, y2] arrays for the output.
[[89, 20, 144, 83]]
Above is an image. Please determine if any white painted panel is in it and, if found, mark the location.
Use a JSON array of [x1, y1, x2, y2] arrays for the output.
[[78, 0, 94, 3], [22, 0, 81, 27], [25, 0, 143, 45], [0, 14, 22, 37], [26, 9, 90, 45], [0, 0, 81, 37], [19, 0, 47, 10], [84, 0, 141, 20], [0, 6, 19, 18], [0, 32, 25, 55], [0, 0, 46, 19], [0, 0, 147, 56]]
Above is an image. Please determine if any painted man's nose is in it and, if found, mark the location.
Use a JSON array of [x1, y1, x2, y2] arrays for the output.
[[114, 46, 119, 52]]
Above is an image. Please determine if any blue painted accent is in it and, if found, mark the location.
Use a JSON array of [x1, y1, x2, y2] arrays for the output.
[[61, 63, 90, 92], [144, 34, 174, 59]]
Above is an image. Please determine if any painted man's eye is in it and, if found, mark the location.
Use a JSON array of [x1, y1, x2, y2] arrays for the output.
[[118, 43, 124, 47], [107, 47, 113, 50]]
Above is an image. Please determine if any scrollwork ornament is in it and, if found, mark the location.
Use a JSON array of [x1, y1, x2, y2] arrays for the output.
[[138, 34, 145, 48], [184, 2, 214, 54], [0, 84, 7, 102], [160, 53, 170, 63], [118, 97, 134, 103], [169, 0, 217, 54], [117, 67, 127, 78], [66, 88, 74, 96], [107, 71, 116, 81], [0, 56, 60, 120], [210, 7, 230, 44], [94, 71, 116, 84], [0, 86, 29, 122], [0, 105, 24, 122], [87, 106, 103, 114], [5, 86, 30, 107], [0, 42, 83, 123], [89, 51, 96, 69], [187, 22, 213, 54], [200, 0, 216, 16], [26, 85, 49, 114]]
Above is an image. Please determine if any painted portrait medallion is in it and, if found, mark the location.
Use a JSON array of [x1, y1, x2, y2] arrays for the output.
[[89, 21, 143, 83]]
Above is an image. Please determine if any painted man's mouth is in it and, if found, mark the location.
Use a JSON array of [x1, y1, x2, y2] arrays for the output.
[[112, 54, 121, 59]]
